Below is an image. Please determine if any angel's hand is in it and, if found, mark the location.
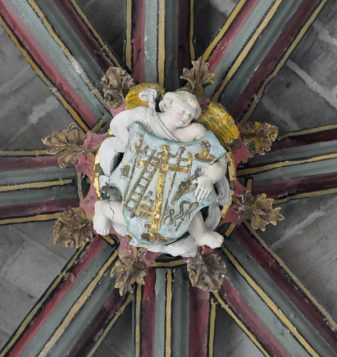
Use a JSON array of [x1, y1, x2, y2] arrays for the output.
[[194, 175, 213, 201]]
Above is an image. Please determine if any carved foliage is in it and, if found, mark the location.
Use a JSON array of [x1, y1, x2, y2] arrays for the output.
[[42, 124, 85, 168], [240, 121, 278, 155], [187, 252, 226, 292], [237, 192, 284, 231], [53, 208, 93, 248], [110, 254, 148, 296], [102, 66, 135, 108], [180, 57, 215, 97]]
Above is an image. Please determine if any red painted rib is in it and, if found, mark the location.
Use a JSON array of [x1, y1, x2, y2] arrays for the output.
[[232, 0, 320, 120], [235, 225, 337, 351], [0, 156, 58, 171], [0, 1, 96, 128], [252, 172, 337, 199], [218, 279, 291, 357], [7, 237, 107, 357], [188, 287, 210, 357], [132, 0, 145, 82], [140, 269, 156, 357], [207, 0, 259, 71], [55, 0, 113, 70], [0, 199, 78, 220], [273, 129, 337, 151]]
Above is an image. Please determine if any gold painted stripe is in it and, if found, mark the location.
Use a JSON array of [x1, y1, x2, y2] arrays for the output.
[[102, 235, 117, 246], [212, 0, 283, 101], [76, 171, 84, 202], [0, 213, 62, 225], [135, 284, 142, 357], [27, 0, 106, 107], [275, 187, 337, 205], [87, 294, 133, 357], [125, 0, 133, 70], [0, 150, 48, 157], [158, 0, 166, 87], [238, 151, 337, 176], [38, 251, 118, 357], [212, 293, 269, 357], [0, 15, 89, 133], [202, 0, 247, 61], [244, 221, 337, 332], [165, 269, 173, 357], [68, 0, 121, 67], [208, 299, 216, 357], [224, 223, 236, 238], [0, 179, 73, 193], [223, 247, 319, 356], [241, 0, 327, 123], [189, 0, 195, 60], [152, 259, 186, 268], [278, 123, 337, 141], [0, 245, 86, 356]]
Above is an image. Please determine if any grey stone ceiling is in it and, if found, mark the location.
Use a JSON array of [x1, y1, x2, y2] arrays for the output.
[[1, 1, 337, 356]]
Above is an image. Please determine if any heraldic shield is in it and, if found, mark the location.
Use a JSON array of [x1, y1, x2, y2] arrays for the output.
[[109, 123, 226, 245]]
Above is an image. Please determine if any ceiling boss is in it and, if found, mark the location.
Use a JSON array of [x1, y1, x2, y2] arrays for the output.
[[42, 59, 283, 294]]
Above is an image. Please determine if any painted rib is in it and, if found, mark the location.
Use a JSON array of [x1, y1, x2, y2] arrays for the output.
[[130, 0, 191, 89], [1, 238, 113, 356], [236, 224, 337, 351], [0, 13, 89, 132], [27, 0, 107, 106], [134, 269, 156, 357], [0, 0, 106, 130], [240, 0, 326, 122], [188, 287, 209, 357], [223, 239, 337, 356], [63, 0, 121, 68]]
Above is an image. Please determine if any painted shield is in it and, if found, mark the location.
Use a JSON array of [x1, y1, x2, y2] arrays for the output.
[[109, 123, 226, 245]]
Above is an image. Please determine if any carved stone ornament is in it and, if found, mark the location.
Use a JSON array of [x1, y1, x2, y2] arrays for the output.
[[180, 57, 215, 97], [53, 208, 94, 248], [234, 192, 284, 231], [187, 252, 227, 292], [110, 253, 148, 296], [240, 121, 278, 155], [42, 123, 85, 168], [101, 66, 135, 109]]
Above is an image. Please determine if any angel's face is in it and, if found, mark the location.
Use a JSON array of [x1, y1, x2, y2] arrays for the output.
[[168, 103, 197, 129]]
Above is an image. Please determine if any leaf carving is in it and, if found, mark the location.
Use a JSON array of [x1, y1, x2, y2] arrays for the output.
[[102, 66, 135, 108], [241, 121, 278, 155], [180, 57, 215, 97], [53, 208, 93, 248], [234, 192, 284, 231], [187, 252, 226, 292], [42, 124, 85, 168], [110, 254, 148, 296]]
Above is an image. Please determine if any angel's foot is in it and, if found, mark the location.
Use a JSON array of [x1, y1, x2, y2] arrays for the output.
[[93, 201, 112, 236], [194, 231, 224, 249]]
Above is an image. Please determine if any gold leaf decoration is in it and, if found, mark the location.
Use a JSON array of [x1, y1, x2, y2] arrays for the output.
[[235, 192, 284, 231], [187, 252, 226, 292], [42, 124, 85, 168], [53, 208, 93, 248], [180, 57, 215, 97], [197, 103, 240, 146], [240, 121, 278, 155], [110, 255, 148, 296], [102, 66, 135, 108], [125, 83, 165, 109]]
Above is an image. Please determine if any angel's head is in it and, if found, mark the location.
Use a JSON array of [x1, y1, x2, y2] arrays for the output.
[[159, 91, 201, 128]]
